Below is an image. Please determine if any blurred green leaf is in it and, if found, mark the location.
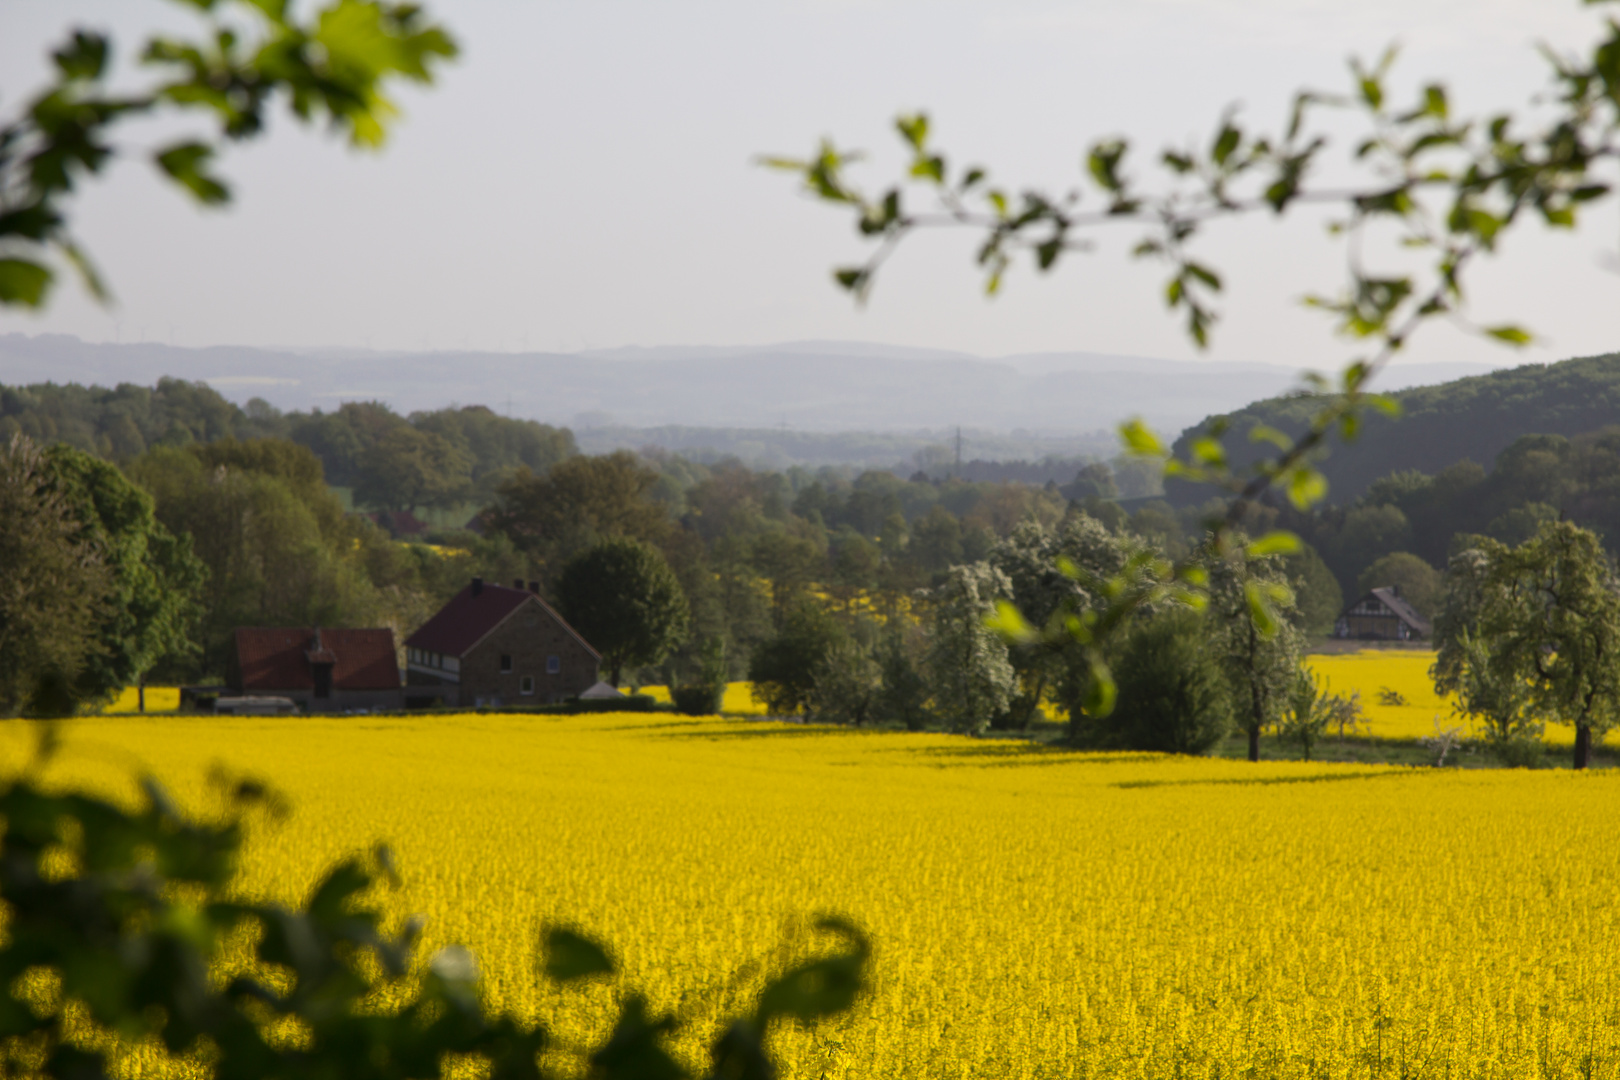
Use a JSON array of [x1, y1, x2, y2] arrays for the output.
[[1484, 324, 1533, 346], [1246, 531, 1302, 558], [1118, 418, 1165, 456], [1245, 580, 1280, 637], [0, 260, 52, 306], [1286, 467, 1328, 510], [985, 600, 1038, 644]]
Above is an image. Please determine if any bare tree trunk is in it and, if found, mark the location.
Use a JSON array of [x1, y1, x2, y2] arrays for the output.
[[138, 680, 146, 713], [1574, 723, 1591, 770], [1248, 725, 1260, 763]]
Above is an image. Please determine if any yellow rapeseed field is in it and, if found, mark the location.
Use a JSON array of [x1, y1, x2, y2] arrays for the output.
[[11, 712, 1619, 1080], [1305, 649, 1582, 745]]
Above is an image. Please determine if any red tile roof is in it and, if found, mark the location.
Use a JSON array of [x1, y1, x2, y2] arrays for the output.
[[232, 628, 400, 692], [406, 582, 599, 660]]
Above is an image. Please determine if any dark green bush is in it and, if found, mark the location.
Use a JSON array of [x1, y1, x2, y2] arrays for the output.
[[1081, 609, 1231, 754], [672, 683, 723, 715]]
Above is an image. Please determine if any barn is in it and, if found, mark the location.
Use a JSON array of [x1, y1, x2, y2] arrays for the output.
[[227, 627, 403, 711]]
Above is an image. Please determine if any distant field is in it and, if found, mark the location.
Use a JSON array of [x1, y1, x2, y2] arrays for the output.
[[102, 650, 1591, 752], [1305, 649, 1581, 745], [16, 713, 1620, 1080]]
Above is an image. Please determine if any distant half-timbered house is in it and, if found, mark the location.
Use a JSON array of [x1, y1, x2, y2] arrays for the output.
[[1333, 586, 1431, 641]]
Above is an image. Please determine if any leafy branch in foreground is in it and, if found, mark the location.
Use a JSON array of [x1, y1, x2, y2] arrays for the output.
[[0, 0, 458, 309], [768, 1, 1620, 717], [0, 734, 870, 1080]]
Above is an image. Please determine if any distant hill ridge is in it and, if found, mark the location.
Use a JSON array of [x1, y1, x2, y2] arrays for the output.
[[0, 333, 1495, 440], [1168, 350, 1620, 506]]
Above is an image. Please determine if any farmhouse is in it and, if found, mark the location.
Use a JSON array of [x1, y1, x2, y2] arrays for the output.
[[405, 577, 601, 706], [227, 627, 403, 711], [1333, 586, 1431, 642]]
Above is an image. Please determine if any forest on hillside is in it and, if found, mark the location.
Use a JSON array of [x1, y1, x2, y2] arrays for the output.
[[1169, 350, 1620, 504]]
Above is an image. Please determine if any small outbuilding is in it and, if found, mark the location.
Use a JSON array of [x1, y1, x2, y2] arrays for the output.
[[227, 627, 403, 711], [1333, 586, 1431, 642], [405, 577, 601, 707]]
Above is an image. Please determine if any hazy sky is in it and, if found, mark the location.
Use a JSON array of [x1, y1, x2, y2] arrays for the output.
[[1, 0, 1614, 371]]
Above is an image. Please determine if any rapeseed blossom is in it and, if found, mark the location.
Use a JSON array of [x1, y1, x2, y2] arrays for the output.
[[16, 712, 1618, 1080]]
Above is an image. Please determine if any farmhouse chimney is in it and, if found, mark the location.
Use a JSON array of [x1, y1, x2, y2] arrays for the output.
[[471, 576, 483, 596], [513, 578, 524, 590], [528, 580, 539, 594]]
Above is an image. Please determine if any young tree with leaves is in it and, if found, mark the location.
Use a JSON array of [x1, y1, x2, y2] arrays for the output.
[[926, 563, 1016, 735], [0, 435, 111, 715], [554, 538, 690, 687], [43, 444, 205, 711], [1208, 550, 1307, 762]]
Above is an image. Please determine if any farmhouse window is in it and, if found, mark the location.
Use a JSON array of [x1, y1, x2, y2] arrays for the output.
[[520, 676, 534, 695], [547, 655, 561, 674], [500, 654, 513, 673]]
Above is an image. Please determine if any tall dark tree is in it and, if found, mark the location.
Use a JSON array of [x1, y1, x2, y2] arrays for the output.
[[488, 451, 670, 580], [1208, 552, 1306, 762], [352, 426, 474, 513], [45, 444, 205, 709], [748, 602, 849, 716], [554, 538, 689, 686], [1087, 608, 1229, 755], [0, 436, 111, 715]]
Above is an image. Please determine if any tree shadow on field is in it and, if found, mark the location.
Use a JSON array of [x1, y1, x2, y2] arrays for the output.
[[654, 721, 888, 741], [884, 744, 1155, 769], [601, 718, 715, 733], [1112, 769, 1416, 790]]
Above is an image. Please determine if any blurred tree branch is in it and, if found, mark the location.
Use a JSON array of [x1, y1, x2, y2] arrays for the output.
[[0, 0, 458, 309]]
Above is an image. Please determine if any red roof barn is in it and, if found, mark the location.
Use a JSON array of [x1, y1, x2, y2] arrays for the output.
[[227, 627, 402, 711]]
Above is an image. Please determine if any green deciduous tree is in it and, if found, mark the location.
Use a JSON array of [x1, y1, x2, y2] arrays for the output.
[[43, 444, 205, 709], [126, 440, 379, 675], [0, 435, 111, 715], [925, 563, 1016, 735], [1209, 551, 1307, 762], [554, 538, 690, 687], [810, 639, 883, 726], [1084, 608, 1230, 755], [748, 602, 849, 717], [1283, 541, 1344, 637], [489, 451, 671, 582], [873, 628, 931, 731], [1278, 670, 1363, 762], [1433, 521, 1620, 768], [1437, 628, 1543, 765], [987, 515, 1139, 730], [352, 425, 474, 513]]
